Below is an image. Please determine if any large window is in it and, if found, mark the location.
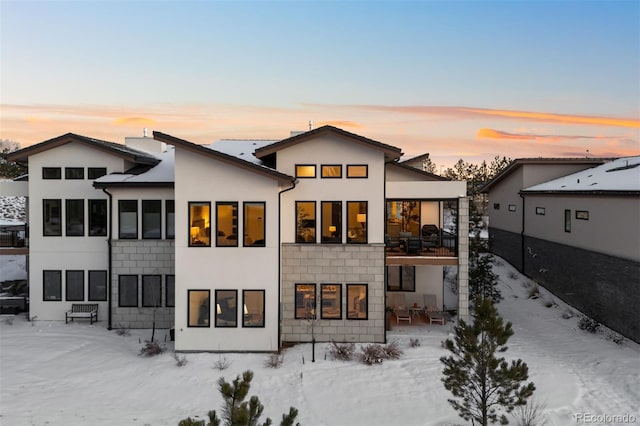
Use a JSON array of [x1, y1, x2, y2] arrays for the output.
[[188, 290, 210, 327], [66, 199, 84, 236], [243, 290, 265, 327], [215, 290, 238, 327], [166, 275, 175, 307], [88, 167, 107, 179], [321, 284, 341, 319], [321, 165, 342, 178], [43, 199, 62, 236], [118, 200, 138, 239], [295, 284, 316, 319], [347, 284, 368, 319], [295, 164, 316, 178], [321, 201, 342, 243], [295, 201, 316, 243], [166, 200, 175, 239], [347, 201, 367, 244], [43, 270, 62, 301], [346, 164, 367, 178], [142, 275, 162, 307], [142, 200, 161, 239], [89, 199, 108, 236], [118, 275, 138, 307], [564, 209, 571, 233], [65, 270, 84, 301], [65, 167, 84, 179], [244, 202, 265, 247], [42, 167, 61, 179], [387, 266, 415, 292], [189, 202, 211, 246], [88, 270, 107, 301], [216, 202, 238, 247]]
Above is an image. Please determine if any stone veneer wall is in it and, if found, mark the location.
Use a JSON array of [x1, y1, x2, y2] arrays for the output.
[[281, 243, 386, 343], [488, 227, 523, 271], [457, 197, 470, 322], [111, 240, 175, 329]]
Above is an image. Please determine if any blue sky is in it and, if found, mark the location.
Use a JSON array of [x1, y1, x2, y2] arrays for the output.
[[1, 0, 638, 167]]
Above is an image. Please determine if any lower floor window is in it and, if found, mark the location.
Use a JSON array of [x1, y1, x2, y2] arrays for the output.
[[387, 266, 415, 292], [295, 284, 316, 319], [216, 290, 238, 327], [118, 275, 138, 307], [321, 284, 341, 319], [142, 275, 162, 307], [88, 270, 107, 301], [43, 270, 62, 301], [347, 284, 368, 319], [166, 275, 175, 307], [188, 290, 210, 327], [66, 270, 84, 301], [242, 290, 265, 327]]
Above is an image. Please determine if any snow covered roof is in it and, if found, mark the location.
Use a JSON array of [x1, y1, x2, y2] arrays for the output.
[[208, 139, 278, 165], [522, 156, 640, 194], [93, 147, 174, 188]]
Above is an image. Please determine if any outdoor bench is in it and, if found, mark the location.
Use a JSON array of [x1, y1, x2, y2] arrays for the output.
[[65, 304, 98, 324]]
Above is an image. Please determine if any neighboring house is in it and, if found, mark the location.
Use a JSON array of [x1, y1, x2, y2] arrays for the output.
[[7, 126, 470, 351]]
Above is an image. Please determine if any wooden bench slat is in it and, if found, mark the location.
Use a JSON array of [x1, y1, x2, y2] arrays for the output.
[[66, 304, 98, 324]]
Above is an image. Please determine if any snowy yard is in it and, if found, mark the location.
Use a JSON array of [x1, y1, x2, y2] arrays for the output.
[[1, 259, 639, 426]]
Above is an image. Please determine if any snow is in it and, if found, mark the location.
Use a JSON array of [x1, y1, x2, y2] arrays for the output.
[[1, 258, 638, 426], [0, 195, 26, 226], [209, 139, 278, 165], [0, 255, 27, 281], [94, 147, 175, 184]]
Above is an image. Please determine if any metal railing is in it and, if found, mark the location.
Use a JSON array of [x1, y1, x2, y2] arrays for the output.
[[0, 225, 27, 248]]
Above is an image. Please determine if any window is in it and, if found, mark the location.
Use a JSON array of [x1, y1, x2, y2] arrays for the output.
[[564, 209, 571, 233], [244, 202, 265, 247], [295, 201, 316, 243], [166, 200, 175, 239], [386, 266, 415, 292], [508, 204, 516, 212], [88, 167, 107, 179], [142, 200, 161, 239], [216, 202, 238, 247], [576, 210, 589, 220], [295, 164, 316, 178], [346, 164, 368, 178], [535, 207, 546, 215], [188, 290, 210, 327], [347, 201, 367, 244], [118, 200, 138, 239], [88, 270, 107, 301], [242, 290, 265, 327], [118, 275, 138, 307], [43, 199, 62, 236], [66, 270, 84, 301], [321, 284, 341, 319], [88, 199, 107, 236], [142, 275, 162, 307], [189, 202, 211, 246], [493, 203, 500, 210], [215, 290, 238, 327], [43, 270, 62, 301], [42, 167, 61, 179], [321, 165, 342, 178], [295, 284, 316, 319], [166, 275, 175, 307], [66, 199, 84, 236], [347, 284, 368, 319], [65, 167, 84, 179], [321, 201, 342, 243]]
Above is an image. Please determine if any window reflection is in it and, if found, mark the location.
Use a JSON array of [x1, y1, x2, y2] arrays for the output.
[[189, 202, 210, 246]]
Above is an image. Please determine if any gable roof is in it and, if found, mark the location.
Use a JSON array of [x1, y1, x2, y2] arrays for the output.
[[387, 162, 449, 181], [152, 131, 295, 184], [253, 125, 403, 161]]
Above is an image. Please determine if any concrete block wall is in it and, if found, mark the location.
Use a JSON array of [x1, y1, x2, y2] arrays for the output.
[[457, 197, 470, 322], [281, 243, 386, 343], [488, 227, 523, 271], [111, 240, 175, 329]]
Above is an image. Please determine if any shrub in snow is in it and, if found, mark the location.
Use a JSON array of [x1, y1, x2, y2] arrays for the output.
[[383, 341, 403, 360], [527, 283, 540, 299], [561, 309, 575, 320], [577, 316, 600, 334], [606, 330, 624, 345], [115, 323, 130, 336], [174, 354, 188, 367], [213, 356, 231, 371], [139, 340, 165, 357], [409, 338, 421, 348], [508, 271, 519, 281], [359, 344, 386, 365], [1, 316, 14, 325], [510, 397, 548, 426], [328, 341, 356, 361], [264, 352, 284, 368]]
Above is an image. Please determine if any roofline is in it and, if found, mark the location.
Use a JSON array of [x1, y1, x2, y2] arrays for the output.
[[399, 153, 431, 163], [152, 131, 295, 183], [253, 125, 403, 161], [520, 189, 640, 196], [387, 162, 450, 181], [93, 181, 174, 189]]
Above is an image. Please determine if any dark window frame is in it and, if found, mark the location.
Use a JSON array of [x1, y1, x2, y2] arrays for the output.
[[42, 167, 61, 180], [386, 266, 416, 292], [188, 289, 211, 327], [242, 289, 266, 328], [320, 283, 342, 320], [65, 167, 84, 180], [535, 207, 546, 215], [88, 199, 108, 236], [346, 283, 368, 320], [166, 275, 175, 307], [576, 210, 589, 220], [43, 270, 62, 301], [347, 201, 368, 244], [493, 203, 501, 210], [65, 199, 85, 236], [87, 167, 107, 179], [118, 200, 138, 239], [295, 201, 317, 244], [346, 164, 368, 178], [321, 201, 342, 244], [141, 200, 162, 239], [65, 270, 85, 301], [508, 204, 516, 212], [564, 209, 571, 233], [216, 201, 239, 247], [142, 275, 162, 307], [43, 199, 62, 236], [295, 283, 316, 319], [188, 201, 211, 247], [321, 164, 342, 179], [295, 164, 317, 178], [166, 200, 175, 239], [88, 270, 108, 301], [243, 201, 265, 247], [118, 275, 138, 307], [215, 289, 238, 328]]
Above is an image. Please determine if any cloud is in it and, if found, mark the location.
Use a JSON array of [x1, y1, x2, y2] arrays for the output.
[[315, 120, 362, 128], [477, 128, 624, 141], [114, 117, 156, 126]]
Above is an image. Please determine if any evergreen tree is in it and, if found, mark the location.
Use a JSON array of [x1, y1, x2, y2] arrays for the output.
[[0, 139, 26, 179], [440, 299, 535, 425]]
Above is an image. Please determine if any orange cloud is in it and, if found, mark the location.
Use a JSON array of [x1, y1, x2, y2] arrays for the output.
[[316, 120, 362, 128], [477, 128, 624, 141]]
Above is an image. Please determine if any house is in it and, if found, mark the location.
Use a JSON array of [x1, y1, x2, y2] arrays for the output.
[[7, 125, 469, 351]]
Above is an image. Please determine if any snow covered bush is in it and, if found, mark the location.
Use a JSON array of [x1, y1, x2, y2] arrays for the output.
[[383, 341, 403, 360], [328, 341, 355, 361], [409, 338, 420, 347], [264, 352, 284, 368], [577, 316, 600, 333], [213, 356, 231, 371], [359, 344, 386, 365], [139, 340, 165, 357], [174, 354, 188, 367]]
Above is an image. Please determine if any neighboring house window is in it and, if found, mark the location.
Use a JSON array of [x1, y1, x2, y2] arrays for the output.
[[321, 284, 341, 319], [87, 167, 107, 179], [564, 209, 571, 233], [535, 207, 545, 215], [166, 275, 175, 307], [346, 164, 368, 178], [242, 290, 265, 327], [142, 200, 161, 239], [347, 201, 367, 244], [89, 199, 108, 236], [188, 290, 210, 327], [295, 284, 316, 319], [118, 275, 138, 307], [295, 164, 316, 178], [42, 167, 61, 179], [321, 165, 342, 178], [244, 202, 265, 247], [216, 202, 238, 247], [321, 201, 342, 244], [88, 270, 107, 301], [347, 284, 368, 319], [66, 199, 84, 236], [66, 270, 84, 301], [65, 167, 84, 179], [386, 266, 415, 292], [576, 210, 589, 220], [43, 199, 62, 236], [493, 203, 500, 210], [43, 270, 62, 301], [142, 275, 162, 307], [215, 289, 238, 327], [118, 200, 138, 239], [508, 204, 516, 212], [296, 201, 316, 243], [189, 202, 211, 247], [166, 200, 175, 239]]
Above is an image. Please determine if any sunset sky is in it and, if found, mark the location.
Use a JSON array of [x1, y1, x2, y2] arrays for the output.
[[1, 1, 638, 168]]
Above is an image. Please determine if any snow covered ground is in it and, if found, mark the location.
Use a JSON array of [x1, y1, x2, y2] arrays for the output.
[[1, 259, 639, 426]]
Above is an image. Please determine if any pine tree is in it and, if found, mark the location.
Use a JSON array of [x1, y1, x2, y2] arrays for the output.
[[468, 203, 501, 304], [440, 299, 535, 425]]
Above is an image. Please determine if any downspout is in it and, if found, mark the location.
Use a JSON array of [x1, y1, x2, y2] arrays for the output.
[[277, 179, 297, 350], [102, 188, 113, 330], [519, 192, 525, 274]]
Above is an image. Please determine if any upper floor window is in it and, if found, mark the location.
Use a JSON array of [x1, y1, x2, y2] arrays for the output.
[[216, 202, 238, 247], [89, 199, 108, 236], [42, 167, 61, 179], [118, 200, 138, 239], [43, 270, 62, 301], [295, 201, 316, 243], [321, 201, 342, 243], [346, 164, 367, 178], [88, 167, 107, 179], [321, 165, 342, 178], [189, 202, 210, 246], [347, 201, 367, 244], [65, 167, 84, 179], [295, 164, 316, 178], [66, 199, 84, 236], [142, 200, 161, 239], [244, 202, 265, 247], [166, 200, 175, 239], [43, 199, 62, 236]]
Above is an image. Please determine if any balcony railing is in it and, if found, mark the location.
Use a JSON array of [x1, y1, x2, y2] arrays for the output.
[[0, 225, 27, 248], [385, 230, 457, 258]]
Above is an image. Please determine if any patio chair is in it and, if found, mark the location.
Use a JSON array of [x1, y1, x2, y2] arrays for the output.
[[423, 294, 445, 325], [385, 234, 401, 252], [394, 306, 412, 324], [406, 236, 422, 255]]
